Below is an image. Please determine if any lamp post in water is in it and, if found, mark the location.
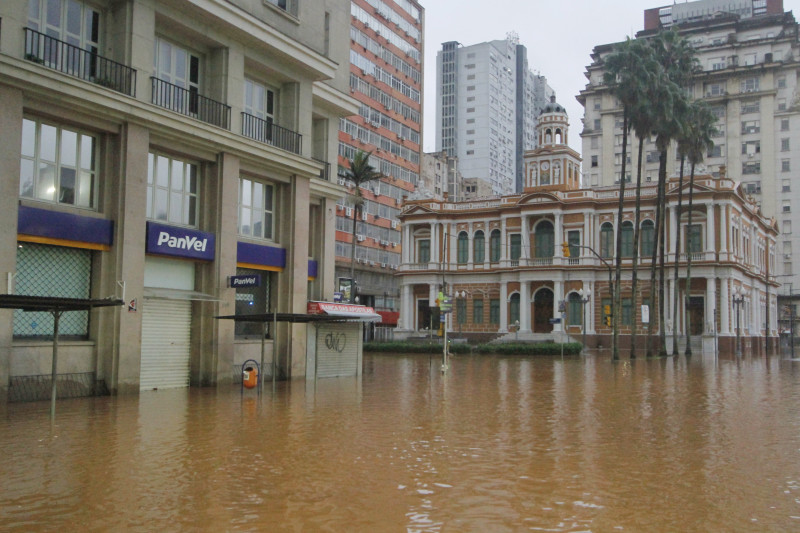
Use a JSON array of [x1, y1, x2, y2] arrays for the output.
[[578, 287, 591, 351], [733, 286, 746, 356]]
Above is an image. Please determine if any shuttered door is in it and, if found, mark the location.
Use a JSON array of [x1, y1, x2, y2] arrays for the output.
[[315, 323, 360, 378], [140, 299, 192, 390]]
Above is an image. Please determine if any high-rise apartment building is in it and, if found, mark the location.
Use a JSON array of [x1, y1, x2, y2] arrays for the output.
[[578, 0, 800, 299], [336, 0, 423, 320], [436, 34, 554, 196], [0, 0, 357, 399]]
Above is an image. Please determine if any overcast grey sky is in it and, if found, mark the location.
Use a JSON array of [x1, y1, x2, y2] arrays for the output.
[[421, 0, 800, 154]]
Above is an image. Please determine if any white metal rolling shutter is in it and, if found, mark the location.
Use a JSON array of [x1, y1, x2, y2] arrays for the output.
[[140, 299, 192, 390], [315, 323, 360, 378]]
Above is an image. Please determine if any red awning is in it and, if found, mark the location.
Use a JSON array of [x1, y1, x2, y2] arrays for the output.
[[307, 301, 381, 322], [376, 311, 399, 326]]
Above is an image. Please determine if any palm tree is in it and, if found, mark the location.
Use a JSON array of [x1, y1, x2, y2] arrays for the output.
[[671, 144, 688, 356], [681, 102, 717, 356], [345, 150, 383, 301], [645, 29, 697, 357], [603, 38, 641, 361], [624, 39, 661, 359]]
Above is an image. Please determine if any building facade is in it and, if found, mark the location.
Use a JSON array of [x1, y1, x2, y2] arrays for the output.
[[396, 100, 779, 352], [435, 34, 554, 196], [417, 151, 462, 201], [0, 0, 358, 400], [335, 0, 423, 320], [578, 0, 800, 303]]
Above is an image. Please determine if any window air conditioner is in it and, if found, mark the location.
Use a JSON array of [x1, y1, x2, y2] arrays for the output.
[[357, 234, 365, 242], [346, 207, 353, 216], [391, 220, 397, 229], [362, 211, 368, 220], [381, 263, 387, 268]]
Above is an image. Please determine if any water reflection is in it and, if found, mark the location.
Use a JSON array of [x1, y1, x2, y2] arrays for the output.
[[2, 353, 800, 531]]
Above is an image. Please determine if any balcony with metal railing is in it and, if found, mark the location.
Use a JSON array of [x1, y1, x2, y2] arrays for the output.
[[151, 77, 230, 129], [24, 28, 136, 97], [242, 113, 302, 154]]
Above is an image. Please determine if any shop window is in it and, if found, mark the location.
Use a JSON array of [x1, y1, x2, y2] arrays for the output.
[[146, 153, 199, 226], [20, 118, 97, 208], [234, 267, 270, 338], [14, 243, 91, 338], [239, 178, 275, 240]]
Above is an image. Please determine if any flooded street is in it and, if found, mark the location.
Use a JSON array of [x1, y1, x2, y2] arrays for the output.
[[2, 353, 800, 532]]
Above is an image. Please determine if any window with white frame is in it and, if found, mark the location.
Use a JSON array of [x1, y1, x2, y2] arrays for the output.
[[153, 37, 201, 111], [146, 153, 199, 226], [244, 78, 276, 128], [741, 77, 759, 92], [20, 118, 97, 208], [239, 177, 275, 240], [27, 0, 100, 67]]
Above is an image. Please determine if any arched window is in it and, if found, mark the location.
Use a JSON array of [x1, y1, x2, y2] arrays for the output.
[[600, 222, 614, 258], [490, 229, 501, 262], [621, 221, 634, 257], [534, 221, 555, 258], [509, 293, 520, 325], [473, 230, 485, 263], [568, 292, 583, 326], [457, 231, 468, 264], [640, 220, 655, 257]]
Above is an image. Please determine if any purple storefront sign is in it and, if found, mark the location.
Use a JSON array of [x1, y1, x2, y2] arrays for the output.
[[146, 221, 215, 261]]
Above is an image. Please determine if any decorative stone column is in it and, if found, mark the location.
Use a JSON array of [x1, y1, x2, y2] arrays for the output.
[[499, 282, 508, 333], [553, 280, 564, 333], [520, 281, 531, 333], [720, 277, 730, 335], [706, 277, 717, 335], [706, 203, 715, 259]]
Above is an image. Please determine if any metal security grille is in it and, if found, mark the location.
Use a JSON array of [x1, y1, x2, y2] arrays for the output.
[[9, 373, 107, 402], [14, 243, 92, 338]]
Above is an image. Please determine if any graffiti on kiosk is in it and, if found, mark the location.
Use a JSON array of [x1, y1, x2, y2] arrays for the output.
[[325, 331, 346, 353]]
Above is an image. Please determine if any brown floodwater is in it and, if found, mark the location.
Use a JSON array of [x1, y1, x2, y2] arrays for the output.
[[2, 352, 800, 532]]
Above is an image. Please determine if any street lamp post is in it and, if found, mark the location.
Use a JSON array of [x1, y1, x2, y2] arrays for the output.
[[515, 319, 520, 341], [578, 287, 592, 351], [456, 290, 467, 337], [732, 286, 746, 356]]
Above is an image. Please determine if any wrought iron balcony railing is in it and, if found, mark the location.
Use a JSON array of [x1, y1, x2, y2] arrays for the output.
[[242, 113, 302, 154], [151, 77, 230, 129], [24, 28, 136, 97]]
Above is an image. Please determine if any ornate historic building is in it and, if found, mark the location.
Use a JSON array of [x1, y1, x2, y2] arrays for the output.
[[396, 98, 779, 353]]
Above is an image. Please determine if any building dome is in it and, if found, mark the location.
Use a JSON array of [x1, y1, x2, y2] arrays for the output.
[[541, 95, 566, 115]]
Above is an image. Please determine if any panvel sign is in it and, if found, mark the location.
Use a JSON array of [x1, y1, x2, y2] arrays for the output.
[[146, 221, 216, 261], [229, 274, 261, 288]]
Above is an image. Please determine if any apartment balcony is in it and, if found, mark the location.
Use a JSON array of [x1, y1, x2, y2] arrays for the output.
[[312, 158, 331, 181], [24, 28, 136, 97], [151, 77, 230, 129], [242, 113, 302, 155]]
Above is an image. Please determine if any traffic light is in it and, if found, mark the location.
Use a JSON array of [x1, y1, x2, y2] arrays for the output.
[[562, 242, 570, 257], [603, 304, 612, 327]]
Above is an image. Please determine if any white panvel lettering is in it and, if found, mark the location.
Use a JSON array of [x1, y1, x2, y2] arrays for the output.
[[157, 231, 208, 251]]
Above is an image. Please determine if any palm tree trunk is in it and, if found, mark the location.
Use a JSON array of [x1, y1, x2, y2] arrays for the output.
[[684, 160, 696, 356], [629, 137, 645, 359], [672, 156, 686, 355], [613, 112, 630, 361], [658, 190, 668, 356], [349, 203, 359, 302], [647, 150, 667, 357]]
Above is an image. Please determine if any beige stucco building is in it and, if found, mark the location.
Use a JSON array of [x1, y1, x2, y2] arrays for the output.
[[0, 0, 358, 401]]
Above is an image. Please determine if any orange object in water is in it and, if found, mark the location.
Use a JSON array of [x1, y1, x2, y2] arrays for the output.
[[243, 366, 258, 389]]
